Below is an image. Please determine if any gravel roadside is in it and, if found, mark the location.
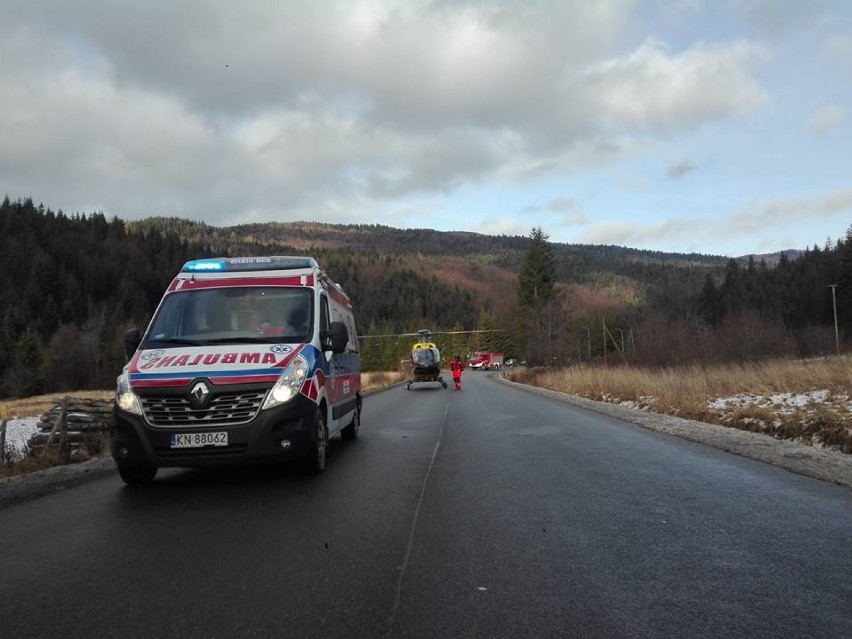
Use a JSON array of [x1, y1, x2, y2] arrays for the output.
[[0, 455, 117, 508]]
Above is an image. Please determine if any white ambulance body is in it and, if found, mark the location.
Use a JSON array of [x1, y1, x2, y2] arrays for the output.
[[111, 256, 361, 484]]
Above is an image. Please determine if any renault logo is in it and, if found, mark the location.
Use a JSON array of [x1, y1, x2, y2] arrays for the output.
[[189, 381, 210, 406]]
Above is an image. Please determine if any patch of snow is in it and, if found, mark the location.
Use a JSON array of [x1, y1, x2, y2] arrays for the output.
[[707, 389, 838, 414], [2, 416, 40, 455]]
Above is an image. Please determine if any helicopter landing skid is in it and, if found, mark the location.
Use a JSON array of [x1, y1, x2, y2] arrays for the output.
[[406, 376, 448, 390]]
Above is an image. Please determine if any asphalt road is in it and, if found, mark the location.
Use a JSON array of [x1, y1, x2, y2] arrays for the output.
[[1, 371, 851, 638]]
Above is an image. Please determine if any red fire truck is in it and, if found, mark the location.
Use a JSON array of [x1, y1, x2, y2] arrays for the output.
[[468, 351, 504, 370]]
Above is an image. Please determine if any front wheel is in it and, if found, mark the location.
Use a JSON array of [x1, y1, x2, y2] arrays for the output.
[[117, 464, 157, 485], [303, 412, 328, 475]]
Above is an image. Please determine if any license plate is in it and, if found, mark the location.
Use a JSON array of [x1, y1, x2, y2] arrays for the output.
[[170, 431, 229, 448]]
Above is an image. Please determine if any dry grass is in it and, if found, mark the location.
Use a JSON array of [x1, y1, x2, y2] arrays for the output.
[[0, 451, 82, 478], [361, 370, 407, 393], [1, 390, 114, 420], [507, 358, 852, 453]]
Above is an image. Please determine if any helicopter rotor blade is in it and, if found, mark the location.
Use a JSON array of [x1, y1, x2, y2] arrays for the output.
[[359, 329, 504, 339]]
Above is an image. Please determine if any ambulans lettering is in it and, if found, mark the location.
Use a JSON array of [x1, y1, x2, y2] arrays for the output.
[[249, 352, 275, 364], [136, 350, 281, 369], [240, 352, 260, 364]]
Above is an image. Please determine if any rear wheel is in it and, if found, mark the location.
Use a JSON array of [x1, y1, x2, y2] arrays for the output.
[[117, 464, 157, 485], [304, 412, 328, 474], [341, 405, 360, 441]]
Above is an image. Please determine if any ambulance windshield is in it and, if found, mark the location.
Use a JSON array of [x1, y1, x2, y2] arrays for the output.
[[145, 286, 313, 346]]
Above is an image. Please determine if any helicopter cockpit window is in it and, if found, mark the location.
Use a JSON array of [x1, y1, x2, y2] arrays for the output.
[[413, 348, 438, 365]]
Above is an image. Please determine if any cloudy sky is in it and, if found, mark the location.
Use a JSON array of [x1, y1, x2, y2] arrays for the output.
[[2, 0, 850, 256]]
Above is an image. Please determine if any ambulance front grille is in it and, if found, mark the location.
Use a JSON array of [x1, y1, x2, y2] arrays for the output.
[[141, 391, 266, 427]]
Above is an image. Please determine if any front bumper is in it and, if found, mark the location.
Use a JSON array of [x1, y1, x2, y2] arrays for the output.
[[110, 388, 319, 469]]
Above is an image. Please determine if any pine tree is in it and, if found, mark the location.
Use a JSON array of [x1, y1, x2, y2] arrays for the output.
[[697, 274, 720, 325], [517, 228, 557, 308], [6, 329, 44, 397], [837, 226, 852, 330]]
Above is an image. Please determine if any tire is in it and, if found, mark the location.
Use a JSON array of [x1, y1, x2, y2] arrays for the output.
[[117, 464, 157, 485], [304, 412, 328, 475], [341, 405, 360, 441]]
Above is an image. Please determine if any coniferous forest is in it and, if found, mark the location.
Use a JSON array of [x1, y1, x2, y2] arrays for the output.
[[0, 196, 849, 399]]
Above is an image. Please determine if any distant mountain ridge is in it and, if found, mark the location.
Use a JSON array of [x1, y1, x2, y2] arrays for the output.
[[127, 216, 733, 321], [738, 249, 805, 265]]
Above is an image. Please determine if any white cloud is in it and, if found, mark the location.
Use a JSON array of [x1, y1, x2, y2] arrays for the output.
[[583, 38, 769, 131], [0, 1, 646, 219], [729, 190, 852, 232], [549, 196, 579, 211], [577, 218, 698, 247], [566, 188, 852, 254], [807, 105, 844, 135], [561, 212, 591, 227]]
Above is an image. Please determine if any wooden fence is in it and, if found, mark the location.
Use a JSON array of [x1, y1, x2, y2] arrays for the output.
[[27, 397, 113, 462]]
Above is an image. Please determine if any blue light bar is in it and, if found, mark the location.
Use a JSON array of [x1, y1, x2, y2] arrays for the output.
[[180, 256, 319, 273], [184, 259, 225, 271]]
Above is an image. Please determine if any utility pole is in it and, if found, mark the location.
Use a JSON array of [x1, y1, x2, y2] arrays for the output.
[[829, 284, 840, 356]]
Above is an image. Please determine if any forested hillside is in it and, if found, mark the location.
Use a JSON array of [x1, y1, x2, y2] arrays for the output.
[[0, 196, 848, 398]]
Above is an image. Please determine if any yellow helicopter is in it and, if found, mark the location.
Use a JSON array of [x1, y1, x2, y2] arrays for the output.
[[406, 329, 447, 390], [360, 328, 504, 391]]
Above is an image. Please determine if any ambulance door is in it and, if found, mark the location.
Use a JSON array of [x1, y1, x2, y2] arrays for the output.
[[319, 293, 339, 424]]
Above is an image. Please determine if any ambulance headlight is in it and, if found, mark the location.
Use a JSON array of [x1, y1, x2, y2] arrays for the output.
[[116, 372, 142, 415], [263, 354, 308, 409]]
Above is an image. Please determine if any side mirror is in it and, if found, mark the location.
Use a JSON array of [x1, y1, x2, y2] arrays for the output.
[[324, 321, 349, 354], [124, 328, 142, 361]]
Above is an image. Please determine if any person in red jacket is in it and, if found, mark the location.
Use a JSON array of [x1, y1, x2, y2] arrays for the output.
[[450, 354, 464, 390]]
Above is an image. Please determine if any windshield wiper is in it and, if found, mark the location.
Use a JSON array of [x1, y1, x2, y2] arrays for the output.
[[202, 336, 285, 344], [147, 337, 206, 347]]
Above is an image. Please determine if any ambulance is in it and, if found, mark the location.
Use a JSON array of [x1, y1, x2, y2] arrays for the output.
[[111, 256, 361, 484]]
